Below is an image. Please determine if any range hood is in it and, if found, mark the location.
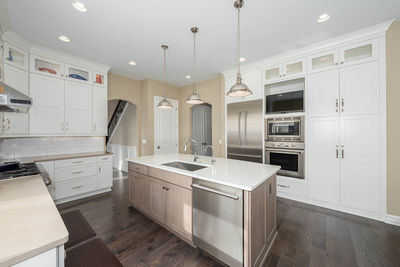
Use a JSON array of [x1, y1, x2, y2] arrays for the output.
[[0, 81, 32, 113]]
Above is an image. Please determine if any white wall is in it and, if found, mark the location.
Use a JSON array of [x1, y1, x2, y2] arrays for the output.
[[106, 143, 136, 172], [0, 137, 105, 159]]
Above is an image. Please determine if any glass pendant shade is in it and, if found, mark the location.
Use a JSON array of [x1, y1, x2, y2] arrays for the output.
[[157, 45, 173, 109], [226, 73, 252, 97]]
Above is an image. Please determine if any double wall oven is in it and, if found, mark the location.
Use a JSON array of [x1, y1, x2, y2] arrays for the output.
[[265, 116, 305, 179]]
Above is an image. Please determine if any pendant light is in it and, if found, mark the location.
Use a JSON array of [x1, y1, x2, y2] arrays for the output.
[[186, 27, 204, 105], [157, 45, 174, 109], [226, 0, 252, 97]]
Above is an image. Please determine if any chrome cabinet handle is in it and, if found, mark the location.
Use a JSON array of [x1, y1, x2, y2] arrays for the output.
[[72, 185, 83, 189], [191, 183, 240, 200], [65, 122, 69, 131], [94, 123, 96, 132], [72, 171, 83, 174], [336, 99, 339, 112], [341, 98, 344, 112], [278, 184, 290, 188], [6, 119, 10, 130], [336, 145, 339, 158], [341, 145, 344, 158], [72, 161, 83, 164]]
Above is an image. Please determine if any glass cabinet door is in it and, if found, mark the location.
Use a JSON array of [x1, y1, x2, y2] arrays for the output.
[[65, 64, 91, 84], [92, 71, 107, 87], [265, 65, 281, 82], [308, 50, 339, 73], [284, 60, 305, 77], [2, 42, 28, 71], [339, 40, 377, 66], [30, 54, 65, 79]]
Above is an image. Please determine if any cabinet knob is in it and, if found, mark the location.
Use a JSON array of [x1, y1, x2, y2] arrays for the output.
[[335, 62, 339, 65], [340, 61, 344, 64]]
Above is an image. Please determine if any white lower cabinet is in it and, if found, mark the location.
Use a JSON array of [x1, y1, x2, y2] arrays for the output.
[[12, 246, 64, 267], [307, 115, 380, 213], [29, 73, 65, 134], [39, 155, 114, 203]]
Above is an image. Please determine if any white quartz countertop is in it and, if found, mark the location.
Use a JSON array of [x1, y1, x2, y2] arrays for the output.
[[0, 175, 68, 266], [127, 154, 280, 191]]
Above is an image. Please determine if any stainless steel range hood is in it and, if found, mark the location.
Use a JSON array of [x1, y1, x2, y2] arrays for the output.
[[0, 81, 32, 113]]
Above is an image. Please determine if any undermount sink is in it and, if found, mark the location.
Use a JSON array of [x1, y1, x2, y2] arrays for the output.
[[162, 161, 208, 171]]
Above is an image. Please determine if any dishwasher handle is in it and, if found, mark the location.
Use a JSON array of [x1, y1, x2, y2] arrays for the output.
[[191, 183, 240, 200]]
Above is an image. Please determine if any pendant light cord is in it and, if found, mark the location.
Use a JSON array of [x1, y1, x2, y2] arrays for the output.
[[163, 46, 167, 100], [192, 31, 197, 94], [237, 5, 241, 75]]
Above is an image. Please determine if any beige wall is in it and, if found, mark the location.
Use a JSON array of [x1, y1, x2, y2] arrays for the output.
[[139, 79, 181, 155], [108, 73, 141, 155], [109, 103, 137, 147], [386, 21, 400, 216], [178, 76, 226, 157]]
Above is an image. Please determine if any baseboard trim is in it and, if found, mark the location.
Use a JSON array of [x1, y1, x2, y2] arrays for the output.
[[385, 214, 400, 226]]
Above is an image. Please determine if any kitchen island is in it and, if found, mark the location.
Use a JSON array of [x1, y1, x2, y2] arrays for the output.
[[0, 175, 68, 266], [127, 154, 280, 267]]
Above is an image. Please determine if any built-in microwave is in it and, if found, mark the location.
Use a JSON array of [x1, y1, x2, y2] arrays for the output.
[[265, 116, 304, 142]]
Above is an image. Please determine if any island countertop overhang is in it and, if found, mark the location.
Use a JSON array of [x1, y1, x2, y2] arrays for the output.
[[127, 153, 280, 191]]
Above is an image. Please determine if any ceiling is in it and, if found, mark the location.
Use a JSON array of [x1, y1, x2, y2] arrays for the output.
[[5, 0, 400, 86]]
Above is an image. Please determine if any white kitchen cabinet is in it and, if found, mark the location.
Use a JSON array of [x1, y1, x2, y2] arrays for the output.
[[65, 80, 92, 134], [12, 247, 62, 267], [339, 61, 379, 116], [92, 71, 107, 87], [65, 64, 91, 85], [264, 59, 305, 84], [340, 115, 380, 212], [36, 161, 55, 199], [225, 70, 263, 104], [307, 69, 340, 117], [98, 158, 113, 189], [29, 73, 65, 134], [307, 117, 340, 204], [264, 64, 282, 83], [339, 39, 377, 67], [2, 63, 29, 135], [30, 54, 65, 79], [308, 49, 339, 73], [92, 85, 108, 135], [2, 42, 28, 71]]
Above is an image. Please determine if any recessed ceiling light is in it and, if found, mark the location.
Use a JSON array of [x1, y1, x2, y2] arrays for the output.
[[317, 13, 331, 23], [72, 1, 88, 12], [129, 61, 137, 66], [240, 57, 246, 62], [58, 35, 71, 42], [185, 75, 191, 79]]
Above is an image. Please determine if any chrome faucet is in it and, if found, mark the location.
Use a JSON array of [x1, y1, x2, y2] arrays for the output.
[[184, 138, 199, 162], [204, 145, 216, 165]]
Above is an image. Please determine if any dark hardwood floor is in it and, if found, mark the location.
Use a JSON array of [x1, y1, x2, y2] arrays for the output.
[[58, 169, 400, 267]]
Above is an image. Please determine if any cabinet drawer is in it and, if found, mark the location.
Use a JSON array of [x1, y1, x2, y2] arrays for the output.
[[98, 155, 112, 164], [55, 164, 97, 182], [55, 157, 97, 169], [128, 162, 149, 175], [55, 176, 97, 200], [276, 175, 307, 197], [149, 167, 192, 190]]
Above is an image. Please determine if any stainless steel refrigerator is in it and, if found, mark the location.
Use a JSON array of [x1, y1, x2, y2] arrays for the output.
[[227, 99, 263, 163]]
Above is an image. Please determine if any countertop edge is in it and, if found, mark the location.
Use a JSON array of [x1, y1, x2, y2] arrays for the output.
[[127, 158, 280, 191], [4, 151, 113, 164]]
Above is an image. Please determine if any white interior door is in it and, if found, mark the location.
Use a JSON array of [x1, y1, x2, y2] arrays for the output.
[[307, 69, 339, 117], [154, 96, 178, 154], [340, 115, 380, 212], [307, 116, 340, 204]]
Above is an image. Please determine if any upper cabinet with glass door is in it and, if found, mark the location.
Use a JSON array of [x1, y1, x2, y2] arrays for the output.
[[2, 42, 28, 71], [30, 54, 65, 79], [308, 50, 339, 73], [65, 64, 92, 84], [92, 71, 107, 87], [339, 39, 377, 67], [264, 58, 305, 84]]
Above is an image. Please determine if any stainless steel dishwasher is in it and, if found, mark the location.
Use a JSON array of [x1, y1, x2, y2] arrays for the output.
[[192, 178, 243, 267]]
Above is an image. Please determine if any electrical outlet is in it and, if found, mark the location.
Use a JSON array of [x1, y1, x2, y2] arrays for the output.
[[218, 139, 222, 145], [142, 139, 147, 144]]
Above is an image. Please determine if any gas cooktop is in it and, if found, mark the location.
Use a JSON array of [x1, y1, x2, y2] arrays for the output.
[[0, 162, 41, 180]]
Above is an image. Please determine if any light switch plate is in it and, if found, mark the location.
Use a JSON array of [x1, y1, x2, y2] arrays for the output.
[[142, 139, 147, 144]]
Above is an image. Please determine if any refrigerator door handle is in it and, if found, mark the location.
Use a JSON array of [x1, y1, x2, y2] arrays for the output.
[[238, 111, 242, 145], [244, 111, 248, 145]]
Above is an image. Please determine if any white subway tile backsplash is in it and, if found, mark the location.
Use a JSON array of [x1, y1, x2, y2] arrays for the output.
[[0, 137, 105, 159]]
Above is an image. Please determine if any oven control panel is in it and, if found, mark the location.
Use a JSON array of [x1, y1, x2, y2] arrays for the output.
[[265, 141, 305, 150]]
